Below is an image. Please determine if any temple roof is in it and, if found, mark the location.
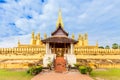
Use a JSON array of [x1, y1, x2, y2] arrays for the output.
[[51, 23, 68, 36], [52, 9, 68, 37], [42, 10, 78, 44], [42, 36, 78, 44]]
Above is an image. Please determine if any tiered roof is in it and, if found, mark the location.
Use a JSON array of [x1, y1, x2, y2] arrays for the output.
[[42, 10, 77, 44]]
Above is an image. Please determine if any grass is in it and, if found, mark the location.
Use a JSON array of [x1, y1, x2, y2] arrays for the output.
[[1, 68, 120, 80], [91, 68, 120, 80], [0, 69, 33, 80]]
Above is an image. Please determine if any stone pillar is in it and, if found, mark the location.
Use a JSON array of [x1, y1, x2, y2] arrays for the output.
[[46, 43, 49, 54], [49, 46, 52, 54], [68, 46, 70, 54], [70, 43, 74, 54]]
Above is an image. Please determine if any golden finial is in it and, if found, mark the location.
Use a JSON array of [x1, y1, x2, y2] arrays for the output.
[[85, 33, 88, 36], [37, 32, 40, 39], [84, 33, 88, 40], [44, 33, 47, 39], [32, 31, 34, 39], [96, 41, 98, 47], [18, 40, 20, 44], [18, 39, 20, 46], [72, 33, 75, 39], [78, 34, 82, 40], [56, 9, 64, 28]]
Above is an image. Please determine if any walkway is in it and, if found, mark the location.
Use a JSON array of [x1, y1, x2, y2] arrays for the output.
[[31, 70, 93, 80]]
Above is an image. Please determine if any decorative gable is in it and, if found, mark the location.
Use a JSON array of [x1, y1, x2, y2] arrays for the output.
[[51, 24, 68, 37]]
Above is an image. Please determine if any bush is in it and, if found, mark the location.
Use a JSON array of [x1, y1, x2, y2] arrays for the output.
[[86, 66, 92, 75], [47, 63, 52, 70], [74, 63, 80, 69], [79, 66, 87, 74], [27, 65, 42, 75], [78, 66, 93, 75]]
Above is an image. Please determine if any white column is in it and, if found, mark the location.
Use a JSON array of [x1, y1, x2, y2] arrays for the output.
[[70, 43, 74, 54], [49, 46, 51, 54], [69, 48, 70, 54], [68, 46, 70, 54], [46, 43, 49, 54]]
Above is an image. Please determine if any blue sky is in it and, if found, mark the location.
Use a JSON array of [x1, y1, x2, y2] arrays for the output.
[[0, 0, 120, 47]]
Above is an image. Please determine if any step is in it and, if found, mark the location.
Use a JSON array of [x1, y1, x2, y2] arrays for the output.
[[54, 57, 66, 72]]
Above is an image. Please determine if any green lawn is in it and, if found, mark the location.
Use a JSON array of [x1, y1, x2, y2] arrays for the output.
[[91, 68, 120, 80], [0, 69, 33, 80]]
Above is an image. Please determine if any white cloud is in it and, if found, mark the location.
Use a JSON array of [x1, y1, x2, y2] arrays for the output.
[[0, 34, 31, 48], [0, 0, 120, 47]]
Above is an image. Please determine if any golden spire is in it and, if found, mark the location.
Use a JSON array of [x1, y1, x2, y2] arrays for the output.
[[72, 33, 75, 39], [44, 33, 47, 39], [96, 41, 98, 47], [18, 39, 20, 47], [78, 34, 82, 40], [56, 9, 64, 28], [37, 32, 40, 40], [84, 33, 88, 40], [32, 31, 34, 39]]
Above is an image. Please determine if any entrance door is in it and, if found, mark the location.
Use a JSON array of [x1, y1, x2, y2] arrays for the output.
[[56, 48, 64, 57], [50, 43, 70, 56]]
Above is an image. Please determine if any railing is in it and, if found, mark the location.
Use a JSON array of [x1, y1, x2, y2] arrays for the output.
[[74, 48, 120, 55], [97, 64, 120, 68], [0, 47, 45, 55]]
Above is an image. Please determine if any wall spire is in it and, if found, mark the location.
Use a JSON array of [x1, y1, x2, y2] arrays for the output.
[[56, 9, 64, 28], [96, 41, 99, 47], [72, 33, 75, 39], [18, 39, 20, 47]]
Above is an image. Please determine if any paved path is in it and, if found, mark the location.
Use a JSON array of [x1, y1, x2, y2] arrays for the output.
[[31, 70, 93, 80]]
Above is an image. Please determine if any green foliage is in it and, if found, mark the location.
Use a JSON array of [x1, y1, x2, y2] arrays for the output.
[[79, 66, 87, 74], [47, 62, 52, 70], [86, 66, 93, 74], [27, 65, 42, 75], [78, 65, 93, 75], [112, 43, 118, 49], [47, 57, 52, 70], [105, 45, 110, 49], [74, 63, 80, 69], [99, 46, 104, 49]]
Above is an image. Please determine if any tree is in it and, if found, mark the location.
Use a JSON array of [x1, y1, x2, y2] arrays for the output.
[[112, 43, 118, 49], [98, 46, 104, 49], [105, 45, 110, 49]]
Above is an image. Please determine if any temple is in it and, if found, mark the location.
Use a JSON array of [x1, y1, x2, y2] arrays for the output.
[[0, 10, 120, 69], [42, 11, 78, 68]]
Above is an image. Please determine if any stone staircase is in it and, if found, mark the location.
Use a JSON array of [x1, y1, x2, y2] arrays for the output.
[[54, 57, 66, 72]]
